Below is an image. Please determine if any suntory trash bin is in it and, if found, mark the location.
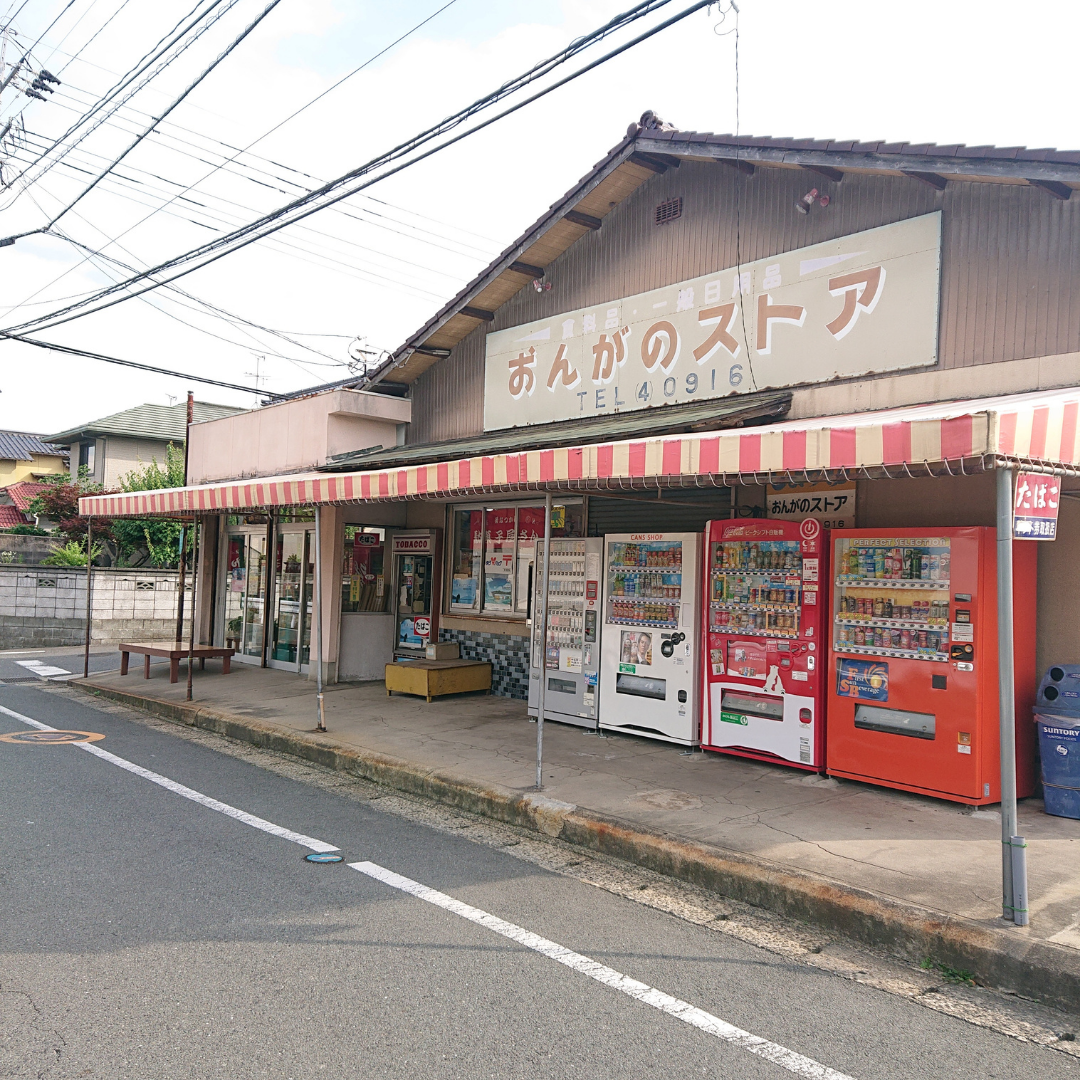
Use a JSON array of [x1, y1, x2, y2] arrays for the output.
[[1034, 714, 1080, 819]]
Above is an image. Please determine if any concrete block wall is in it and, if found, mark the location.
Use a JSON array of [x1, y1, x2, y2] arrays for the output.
[[0, 567, 191, 649]]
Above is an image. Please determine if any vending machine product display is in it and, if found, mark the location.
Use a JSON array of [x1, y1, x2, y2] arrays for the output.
[[702, 518, 827, 770], [826, 527, 1037, 804], [598, 533, 701, 744], [390, 530, 442, 659], [528, 538, 604, 727]]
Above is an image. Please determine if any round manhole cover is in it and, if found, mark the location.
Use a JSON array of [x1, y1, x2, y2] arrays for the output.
[[0, 729, 104, 745], [304, 852, 343, 864]]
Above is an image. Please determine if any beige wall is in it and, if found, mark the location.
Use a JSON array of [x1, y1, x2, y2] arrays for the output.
[[187, 390, 411, 483], [102, 436, 176, 489], [0, 452, 67, 485]]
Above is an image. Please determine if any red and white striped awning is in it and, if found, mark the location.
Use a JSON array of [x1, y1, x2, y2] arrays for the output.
[[80, 387, 1080, 518]]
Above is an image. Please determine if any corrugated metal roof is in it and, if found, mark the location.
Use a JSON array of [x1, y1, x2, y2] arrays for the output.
[[0, 430, 65, 461], [48, 401, 244, 444], [322, 389, 792, 472], [352, 113, 1080, 392]]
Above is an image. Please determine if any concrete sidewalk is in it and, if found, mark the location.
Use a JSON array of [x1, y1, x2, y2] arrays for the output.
[[73, 661, 1080, 1010]]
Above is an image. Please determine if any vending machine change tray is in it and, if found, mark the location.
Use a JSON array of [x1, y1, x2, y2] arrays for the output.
[[854, 703, 936, 740], [616, 673, 667, 700]]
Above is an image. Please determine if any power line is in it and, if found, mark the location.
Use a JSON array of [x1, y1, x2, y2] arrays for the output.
[[7, 333, 287, 396], [2, 0, 708, 338]]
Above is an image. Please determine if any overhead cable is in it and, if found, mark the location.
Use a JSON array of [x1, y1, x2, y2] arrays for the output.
[[2, 0, 710, 337]]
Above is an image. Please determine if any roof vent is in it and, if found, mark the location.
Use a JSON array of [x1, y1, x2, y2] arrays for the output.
[[655, 196, 682, 226]]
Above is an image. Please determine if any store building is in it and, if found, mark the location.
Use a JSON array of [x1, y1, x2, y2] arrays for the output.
[[81, 115, 1080, 715]]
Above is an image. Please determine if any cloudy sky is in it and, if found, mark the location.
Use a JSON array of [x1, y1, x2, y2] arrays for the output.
[[0, 0, 1075, 436]]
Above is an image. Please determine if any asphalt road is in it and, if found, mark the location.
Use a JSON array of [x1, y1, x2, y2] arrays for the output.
[[1, 683, 1077, 1080], [0, 645, 168, 682]]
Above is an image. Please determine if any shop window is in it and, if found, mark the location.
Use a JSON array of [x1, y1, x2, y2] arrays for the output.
[[342, 526, 387, 612], [448, 502, 583, 618]]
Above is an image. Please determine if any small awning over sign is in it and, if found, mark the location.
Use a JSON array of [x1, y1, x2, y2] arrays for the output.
[[79, 387, 1080, 519]]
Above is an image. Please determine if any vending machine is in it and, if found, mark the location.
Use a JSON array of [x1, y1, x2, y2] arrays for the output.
[[391, 530, 442, 659], [702, 518, 828, 770], [826, 527, 1037, 805], [598, 533, 701, 745], [528, 538, 604, 728]]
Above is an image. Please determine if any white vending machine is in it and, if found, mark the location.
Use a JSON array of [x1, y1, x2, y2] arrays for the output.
[[598, 532, 702, 745], [528, 538, 604, 728]]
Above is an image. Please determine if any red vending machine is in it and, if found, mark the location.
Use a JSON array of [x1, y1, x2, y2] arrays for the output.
[[826, 527, 1036, 805], [702, 518, 828, 770]]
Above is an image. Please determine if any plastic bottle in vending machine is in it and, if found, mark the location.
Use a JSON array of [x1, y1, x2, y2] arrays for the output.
[[930, 554, 940, 580], [940, 550, 951, 580], [920, 553, 930, 580]]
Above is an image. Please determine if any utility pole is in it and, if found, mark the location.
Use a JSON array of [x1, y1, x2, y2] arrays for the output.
[[176, 391, 194, 643]]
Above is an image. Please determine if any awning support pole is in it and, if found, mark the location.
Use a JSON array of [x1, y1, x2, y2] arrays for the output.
[[314, 506, 326, 732], [83, 516, 92, 678], [996, 465, 1025, 923], [535, 492, 552, 790], [175, 526, 186, 643], [186, 516, 199, 703]]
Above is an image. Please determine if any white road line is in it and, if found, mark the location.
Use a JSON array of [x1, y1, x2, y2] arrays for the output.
[[351, 861, 857, 1080], [0, 696, 855, 1077], [0, 702, 338, 854]]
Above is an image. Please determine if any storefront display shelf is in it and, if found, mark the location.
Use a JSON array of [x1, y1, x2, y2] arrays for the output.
[[609, 616, 678, 629], [835, 616, 947, 631], [835, 576, 949, 590], [835, 644, 949, 662], [711, 600, 800, 614], [709, 627, 799, 640]]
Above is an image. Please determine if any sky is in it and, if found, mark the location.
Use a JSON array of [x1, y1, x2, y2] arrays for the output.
[[0, 0, 1077, 436]]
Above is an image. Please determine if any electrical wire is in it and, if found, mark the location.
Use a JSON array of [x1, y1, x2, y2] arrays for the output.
[[25, 0, 286, 237], [2, 0, 710, 338], [7, 332, 287, 395]]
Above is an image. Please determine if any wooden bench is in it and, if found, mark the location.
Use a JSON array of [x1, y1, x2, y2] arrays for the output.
[[119, 641, 235, 684], [384, 659, 492, 703]]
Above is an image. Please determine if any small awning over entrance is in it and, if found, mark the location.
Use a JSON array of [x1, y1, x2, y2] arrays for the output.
[[80, 387, 1080, 518]]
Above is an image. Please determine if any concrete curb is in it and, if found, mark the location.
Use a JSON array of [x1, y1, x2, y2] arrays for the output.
[[73, 679, 1080, 1014]]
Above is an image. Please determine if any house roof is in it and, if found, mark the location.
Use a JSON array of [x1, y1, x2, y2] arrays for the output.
[[48, 401, 245, 445], [353, 113, 1080, 390], [3, 480, 48, 511], [323, 390, 792, 472], [0, 430, 65, 461], [0, 504, 30, 528]]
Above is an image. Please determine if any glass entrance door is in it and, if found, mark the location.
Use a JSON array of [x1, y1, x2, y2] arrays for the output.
[[223, 532, 268, 661], [272, 530, 313, 669]]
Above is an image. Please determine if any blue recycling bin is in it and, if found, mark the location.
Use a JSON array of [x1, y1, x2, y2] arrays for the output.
[[1035, 715, 1080, 819], [1036, 664, 1080, 715]]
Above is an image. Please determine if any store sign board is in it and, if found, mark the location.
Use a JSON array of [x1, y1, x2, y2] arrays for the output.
[[1013, 472, 1060, 540], [483, 213, 941, 430], [767, 482, 856, 529], [393, 533, 434, 554]]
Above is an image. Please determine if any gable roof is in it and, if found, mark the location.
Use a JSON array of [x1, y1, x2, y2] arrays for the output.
[[3, 480, 48, 511], [356, 113, 1080, 390], [0, 504, 30, 528], [0, 430, 65, 461], [49, 401, 244, 445]]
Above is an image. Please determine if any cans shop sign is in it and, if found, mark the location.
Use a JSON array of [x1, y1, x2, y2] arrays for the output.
[[483, 213, 941, 431], [1013, 472, 1061, 540]]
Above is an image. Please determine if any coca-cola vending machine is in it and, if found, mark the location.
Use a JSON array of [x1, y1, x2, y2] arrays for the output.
[[701, 518, 827, 770]]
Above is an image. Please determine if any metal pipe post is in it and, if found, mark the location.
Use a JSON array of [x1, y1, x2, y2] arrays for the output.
[[314, 507, 326, 732], [83, 516, 92, 678], [996, 465, 1021, 921], [1010, 835, 1029, 926], [175, 527, 186, 643], [535, 492, 553, 790], [186, 516, 200, 703]]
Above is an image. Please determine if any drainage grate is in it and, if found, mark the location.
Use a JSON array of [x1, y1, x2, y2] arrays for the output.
[[0, 677, 44, 684], [654, 196, 683, 225]]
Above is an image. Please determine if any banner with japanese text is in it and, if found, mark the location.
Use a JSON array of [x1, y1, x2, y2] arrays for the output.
[[483, 212, 941, 431]]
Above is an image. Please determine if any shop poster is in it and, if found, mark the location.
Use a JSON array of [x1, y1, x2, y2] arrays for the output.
[[836, 658, 889, 701]]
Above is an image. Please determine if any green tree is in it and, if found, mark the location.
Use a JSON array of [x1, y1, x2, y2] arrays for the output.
[[111, 443, 188, 568]]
